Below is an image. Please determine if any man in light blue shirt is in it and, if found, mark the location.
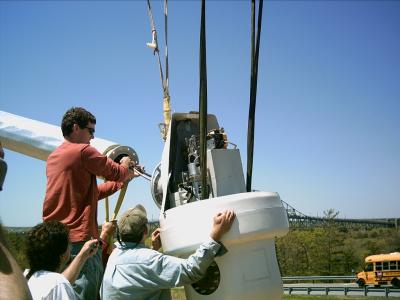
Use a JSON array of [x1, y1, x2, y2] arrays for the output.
[[100, 204, 235, 300]]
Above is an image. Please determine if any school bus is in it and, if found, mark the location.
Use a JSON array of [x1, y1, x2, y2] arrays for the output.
[[356, 252, 400, 288]]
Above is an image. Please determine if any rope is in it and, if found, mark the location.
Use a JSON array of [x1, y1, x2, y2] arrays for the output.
[[199, 0, 208, 200], [146, 0, 171, 141], [162, 0, 171, 140], [246, 0, 263, 192], [164, 0, 169, 92]]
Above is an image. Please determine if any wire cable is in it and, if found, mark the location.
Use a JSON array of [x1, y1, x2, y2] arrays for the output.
[[246, 0, 263, 192], [199, 0, 208, 200]]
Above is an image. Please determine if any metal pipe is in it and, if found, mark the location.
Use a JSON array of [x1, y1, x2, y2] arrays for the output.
[[0, 110, 138, 163]]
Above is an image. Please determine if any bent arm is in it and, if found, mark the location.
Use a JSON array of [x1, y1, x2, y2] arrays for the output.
[[97, 181, 124, 200], [62, 240, 98, 284], [151, 239, 221, 288], [81, 145, 130, 182]]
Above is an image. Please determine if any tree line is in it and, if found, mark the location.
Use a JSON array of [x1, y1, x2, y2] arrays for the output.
[[276, 209, 400, 276]]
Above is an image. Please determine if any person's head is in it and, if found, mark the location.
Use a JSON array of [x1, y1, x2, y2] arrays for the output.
[[0, 141, 6, 191], [61, 107, 96, 143], [0, 158, 7, 192], [0, 141, 4, 159], [25, 221, 70, 278], [118, 205, 148, 243]]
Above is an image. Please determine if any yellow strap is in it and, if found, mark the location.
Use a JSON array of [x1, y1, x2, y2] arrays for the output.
[[162, 95, 171, 141], [105, 197, 110, 222], [104, 180, 129, 254], [104, 179, 110, 222], [103, 180, 111, 253], [111, 183, 129, 221]]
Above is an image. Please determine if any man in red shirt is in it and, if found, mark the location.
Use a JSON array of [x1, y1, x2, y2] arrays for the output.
[[43, 107, 138, 300]]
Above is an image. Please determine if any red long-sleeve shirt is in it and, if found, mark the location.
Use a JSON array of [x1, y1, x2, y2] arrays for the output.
[[43, 141, 130, 242]]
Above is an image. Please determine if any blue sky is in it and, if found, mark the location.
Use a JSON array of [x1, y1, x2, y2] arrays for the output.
[[1, 1, 399, 227]]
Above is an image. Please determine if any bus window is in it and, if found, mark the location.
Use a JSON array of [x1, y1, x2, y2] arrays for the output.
[[365, 263, 373, 272], [389, 261, 397, 270], [383, 262, 389, 270], [375, 262, 383, 271]]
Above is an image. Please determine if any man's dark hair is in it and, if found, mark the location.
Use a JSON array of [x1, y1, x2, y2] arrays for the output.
[[61, 107, 96, 137], [119, 222, 147, 244], [25, 221, 69, 279]]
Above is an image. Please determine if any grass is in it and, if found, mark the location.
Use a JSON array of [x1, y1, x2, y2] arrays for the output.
[[171, 289, 390, 300], [283, 296, 390, 300]]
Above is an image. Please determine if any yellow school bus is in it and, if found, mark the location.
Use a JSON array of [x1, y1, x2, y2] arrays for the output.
[[356, 252, 400, 288]]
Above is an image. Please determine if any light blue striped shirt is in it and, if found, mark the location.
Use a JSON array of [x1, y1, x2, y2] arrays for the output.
[[100, 239, 221, 300]]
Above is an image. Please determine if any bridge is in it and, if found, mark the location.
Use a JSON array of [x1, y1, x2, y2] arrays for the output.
[[149, 200, 399, 230], [281, 200, 398, 229]]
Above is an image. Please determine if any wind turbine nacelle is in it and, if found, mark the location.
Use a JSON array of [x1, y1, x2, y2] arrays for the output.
[[151, 112, 289, 300]]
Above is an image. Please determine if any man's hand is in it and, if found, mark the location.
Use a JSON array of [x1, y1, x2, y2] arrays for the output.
[[100, 221, 116, 241], [210, 210, 235, 242], [80, 239, 100, 259], [151, 228, 162, 251], [120, 156, 134, 169], [131, 164, 144, 179], [120, 156, 141, 180]]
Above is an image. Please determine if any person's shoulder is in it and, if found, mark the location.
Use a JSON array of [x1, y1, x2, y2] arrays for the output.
[[112, 245, 162, 264], [28, 271, 75, 300], [79, 143, 103, 157], [29, 270, 69, 284], [52, 141, 90, 153], [57, 142, 100, 158]]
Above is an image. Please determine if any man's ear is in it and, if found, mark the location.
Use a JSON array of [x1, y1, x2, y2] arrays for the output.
[[59, 249, 71, 271], [143, 224, 149, 237], [72, 123, 79, 132]]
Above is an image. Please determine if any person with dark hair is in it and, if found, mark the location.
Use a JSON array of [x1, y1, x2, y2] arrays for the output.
[[26, 221, 100, 300], [43, 107, 139, 299], [100, 205, 235, 300]]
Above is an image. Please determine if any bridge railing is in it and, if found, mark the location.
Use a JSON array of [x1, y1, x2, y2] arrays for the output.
[[284, 286, 400, 297]]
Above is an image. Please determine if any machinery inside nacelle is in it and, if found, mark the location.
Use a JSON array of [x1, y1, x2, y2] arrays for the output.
[[151, 112, 246, 212]]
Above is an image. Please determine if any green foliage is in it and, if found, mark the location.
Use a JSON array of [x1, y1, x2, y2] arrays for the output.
[[1, 229, 29, 270], [276, 210, 399, 276]]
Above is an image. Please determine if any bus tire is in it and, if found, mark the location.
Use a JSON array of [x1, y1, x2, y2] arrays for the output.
[[357, 279, 366, 288], [391, 277, 400, 288]]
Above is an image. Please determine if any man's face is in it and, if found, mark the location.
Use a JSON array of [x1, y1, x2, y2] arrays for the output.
[[74, 122, 95, 144]]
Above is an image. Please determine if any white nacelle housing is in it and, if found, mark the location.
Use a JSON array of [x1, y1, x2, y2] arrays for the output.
[[152, 112, 289, 300]]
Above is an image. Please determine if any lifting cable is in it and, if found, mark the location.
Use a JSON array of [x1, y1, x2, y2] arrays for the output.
[[246, 0, 263, 192], [102, 1, 172, 251], [199, 0, 208, 200], [146, 0, 171, 141]]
